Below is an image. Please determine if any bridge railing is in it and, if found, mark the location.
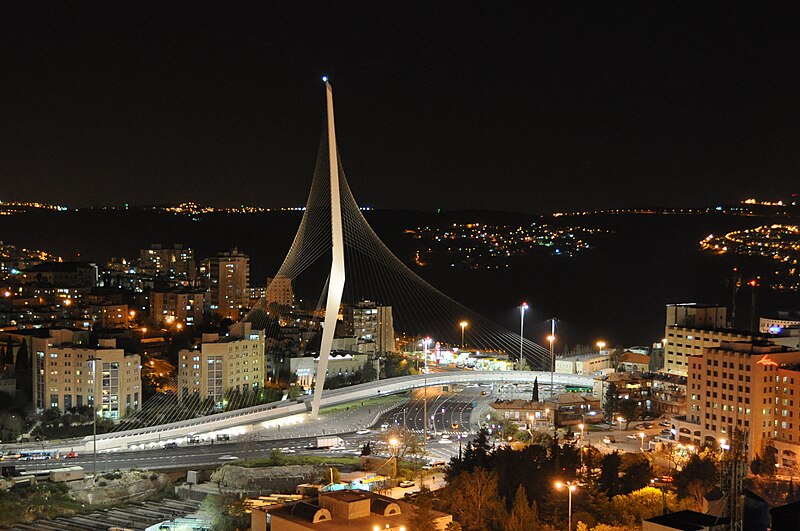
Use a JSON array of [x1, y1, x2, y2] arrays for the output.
[[72, 371, 593, 451]]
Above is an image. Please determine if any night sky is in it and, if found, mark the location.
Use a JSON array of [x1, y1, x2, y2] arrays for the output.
[[1, 3, 798, 213]]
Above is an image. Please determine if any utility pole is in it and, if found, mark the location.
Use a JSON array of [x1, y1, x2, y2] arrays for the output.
[[720, 429, 747, 531], [88, 356, 99, 478]]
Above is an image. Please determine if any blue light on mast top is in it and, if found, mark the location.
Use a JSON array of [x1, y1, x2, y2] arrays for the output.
[[322, 75, 328, 82]]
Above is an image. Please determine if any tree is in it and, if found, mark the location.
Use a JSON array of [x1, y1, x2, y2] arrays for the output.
[[361, 441, 373, 456], [762, 440, 778, 475], [14, 340, 31, 401], [448, 427, 493, 480], [620, 456, 652, 494], [386, 426, 423, 461], [506, 484, 540, 531], [446, 468, 504, 531], [444, 522, 463, 531], [598, 451, 622, 497], [409, 487, 438, 531], [603, 382, 618, 420], [618, 399, 641, 428], [4, 337, 14, 366], [673, 453, 718, 510], [322, 467, 341, 485], [532, 377, 539, 402], [198, 493, 250, 530]]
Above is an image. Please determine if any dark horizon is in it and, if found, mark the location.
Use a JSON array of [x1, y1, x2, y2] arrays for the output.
[[2, 4, 799, 214]]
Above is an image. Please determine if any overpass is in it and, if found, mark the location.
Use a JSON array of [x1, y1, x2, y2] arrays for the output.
[[69, 371, 592, 452]]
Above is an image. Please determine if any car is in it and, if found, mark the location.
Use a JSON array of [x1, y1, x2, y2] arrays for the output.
[[602, 436, 616, 444], [380, 423, 390, 430], [439, 439, 452, 444], [330, 445, 346, 451], [451, 423, 460, 429], [626, 434, 639, 440], [219, 455, 239, 460], [399, 480, 415, 488], [643, 423, 654, 429], [660, 429, 672, 435], [440, 434, 450, 439], [164, 442, 179, 449], [65, 451, 79, 459], [356, 429, 371, 435], [659, 421, 671, 428]]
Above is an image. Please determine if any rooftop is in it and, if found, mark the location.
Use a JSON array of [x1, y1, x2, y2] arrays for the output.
[[644, 509, 728, 530]]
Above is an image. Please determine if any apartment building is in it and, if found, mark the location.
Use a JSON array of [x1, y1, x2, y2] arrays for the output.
[[139, 243, 196, 279], [177, 322, 264, 405], [31, 330, 141, 418], [203, 248, 250, 320], [353, 300, 395, 353], [663, 303, 756, 375], [676, 340, 800, 464], [149, 288, 205, 326]]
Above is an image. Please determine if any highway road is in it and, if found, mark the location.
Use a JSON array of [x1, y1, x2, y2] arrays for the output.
[[53, 371, 593, 452]]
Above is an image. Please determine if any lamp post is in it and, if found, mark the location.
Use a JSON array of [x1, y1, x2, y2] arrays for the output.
[[547, 321, 556, 395], [519, 303, 528, 369], [617, 416, 625, 434], [422, 337, 431, 452], [88, 356, 100, 478], [578, 423, 585, 444], [459, 321, 468, 348], [639, 432, 645, 452], [555, 481, 578, 531]]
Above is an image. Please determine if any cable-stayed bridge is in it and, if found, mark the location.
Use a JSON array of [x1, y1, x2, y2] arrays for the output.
[[243, 78, 554, 417], [74, 80, 560, 449]]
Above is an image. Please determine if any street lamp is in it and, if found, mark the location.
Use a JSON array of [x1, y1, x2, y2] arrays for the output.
[[422, 337, 431, 451], [547, 324, 556, 394], [578, 423, 585, 444], [639, 432, 645, 451], [555, 481, 578, 531], [459, 321, 468, 348], [519, 303, 528, 369], [88, 356, 100, 478], [617, 416, 625, 433], [596, 340, 606, 353]]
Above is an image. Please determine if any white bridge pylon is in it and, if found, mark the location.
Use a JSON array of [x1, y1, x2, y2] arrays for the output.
[[311, 78, 346, 420]]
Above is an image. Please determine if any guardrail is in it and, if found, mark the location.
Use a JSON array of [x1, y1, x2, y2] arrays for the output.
[[55, 370, 592, 451]]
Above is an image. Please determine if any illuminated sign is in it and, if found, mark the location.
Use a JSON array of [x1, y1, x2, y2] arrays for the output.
[[757, 355, 779, 367]]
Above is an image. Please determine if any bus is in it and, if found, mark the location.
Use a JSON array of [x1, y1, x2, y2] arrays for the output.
[[564, 385, 593, 394]]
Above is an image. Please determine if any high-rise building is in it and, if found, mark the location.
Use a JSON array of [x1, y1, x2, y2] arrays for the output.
[[31, 330, 141, 418], [177, 321, 264, 405], [676, 340, 800, 464], [203, 248, 250, 320], [139, 244, 196, 279], [149, 288, 205, 326], [353, 300, 395, 353], [663, 303, 756, 375], [265, 277, 294, 307]]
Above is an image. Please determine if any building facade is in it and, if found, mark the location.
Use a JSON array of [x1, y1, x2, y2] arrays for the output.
[[555, 352, 610, 375], [352, 300, 395, 353], [31, 330, 141, 418], [664, 304, 756, 375], [139, 244, 196, 279], [676, 340, 800, 464], [178, 322, 264, 405], [265, 276, 294, 307], [203, 248, 250, 320], [149, 288, 205, 326]]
